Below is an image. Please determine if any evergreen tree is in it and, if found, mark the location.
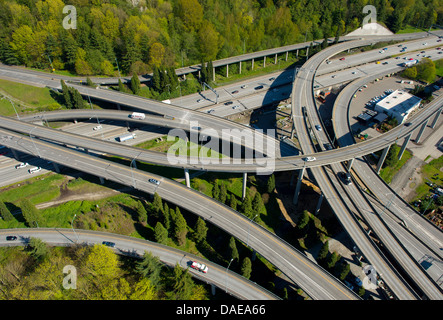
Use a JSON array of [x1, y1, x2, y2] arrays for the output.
[[212, 181, 220, 201], [154, 222, 168, 245], [207, 60, 214, 83], [338, 262, 351, 281], [174, 207, 188, 246], [151, 193, 163, 219], [27, 237, 48, 261], [131, 73, 141, 95], [136, 200, 147, 224], [297, 210, 310, 230], [241, 257, 252, 279], [240, 193, 253, 218], [136, 251, 163, 287], [118, 78, 126, 92], [163, 202, 170, 231], [229, 194, 237, 211], [0, 201, 14, 221], [327, 252, 341, 270], [86, 77, 95, 87], [228, 236, 239, 261], [193, 217, 208, 244], [252, 192, 264, 215], [61, 80, 72, 109], [172, 263, 194, 300], [219, 182, 227, 204], [267, 174, 275, 194], [19, 199, 41, 228], [317, 240, 329, 262], [152, 66, 161, 92]]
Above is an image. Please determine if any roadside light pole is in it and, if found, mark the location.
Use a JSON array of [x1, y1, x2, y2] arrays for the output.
[[1, 97, 20, 120], [71, 213, 79, 243], [29, 127, 41, 158], [225, 258, 234, 293]]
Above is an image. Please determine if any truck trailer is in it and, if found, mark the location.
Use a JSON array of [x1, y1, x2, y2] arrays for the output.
[[117, 133, 136, 142], [130, 112, 145, 120]]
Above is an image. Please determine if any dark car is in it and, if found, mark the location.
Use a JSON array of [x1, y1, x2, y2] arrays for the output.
[[254, 85, 264, 90], [404, 122, 412, 127], [340, 172, 352, 185], [6, 236, 17, 241], [224, 101, 233, 105], [231, 90, 239, 94], [102, 241, 115, 247]]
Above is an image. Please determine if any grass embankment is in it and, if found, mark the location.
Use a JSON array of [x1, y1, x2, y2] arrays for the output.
[[379, 149, 413, 184], [412, 156, 443, 201]]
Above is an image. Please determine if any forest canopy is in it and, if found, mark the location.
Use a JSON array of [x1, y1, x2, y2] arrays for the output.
[[0, 0, 441, 76]]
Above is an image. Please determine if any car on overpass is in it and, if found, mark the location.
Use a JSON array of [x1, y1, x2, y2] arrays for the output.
[[191, 261, 208, 273], [303, 156, 316, 162]]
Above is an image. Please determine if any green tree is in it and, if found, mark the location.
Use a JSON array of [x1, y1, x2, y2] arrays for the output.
[[151, 193, 163, 219], [212, 181, 220, 201], [171, 263, 194, 299], [252, 192, 264, 215], [61, 80, 72, 109], [131, 73, 141, 95], [241, 257, 252, 279], [154, 222, 168, 244], [118, 79, 127, 93], [267, 174, 276, 194], [338, 262, 351, 281], [327, 252, 341, 270], [27, 237, 48, 261], [385, 144, 400, 168], [403, 66, 417, 79], [416, 58, 436, 83], [193, 217, 208, 244], [240, 193, 253, 218], [297, 210, 310, 230], [317, 240, 329, 261], [19, 199, 41, 228], [136, 251, 163, 287], [229, 194, 237, 211], [0, 201, 14, 221], [219, 182, 227, 204], [136, 201, 147, 224], [228, 236, 239, 262], [174, 207, 188, 246]]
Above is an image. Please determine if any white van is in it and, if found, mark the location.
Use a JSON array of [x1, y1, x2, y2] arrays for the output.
[[28, 167, 42, 174]]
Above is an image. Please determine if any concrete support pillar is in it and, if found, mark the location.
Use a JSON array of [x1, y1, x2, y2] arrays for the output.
[[52, 162, 60, 173], [212, 68, 215, 82], [251, 250, 257, 261], [211, 284, 216, 296], [251, 58, 254, 70], [116, 104, 121, 110], [131, 160, 137, 170], [315, 193, 324, 215], [430, 109, 442, 129], [398, 133, 411, 160], [184, 169, 190, 188], [242, 172, 247, 200], [263, 56, 266, 68], [415, 119, 429, 143], [376, 145, 390, 174], [285, 51, 288, 61], [347, 158, 355, 171], [99, 176, 105, 184], [239, 61, 242, 74], [306, 46, 310, 60], [274, 53, 277, 64], [293, 167, 306, 205], [291, 123, 295, 139], [296, 49, 299, 59], [226, 64, 229, 78]]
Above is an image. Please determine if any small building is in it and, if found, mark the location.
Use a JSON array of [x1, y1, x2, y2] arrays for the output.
[[374, 90, 421, 124]]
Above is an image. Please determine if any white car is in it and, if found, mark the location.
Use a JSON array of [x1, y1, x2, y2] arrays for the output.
[[304, 157, 316, 162], [15, 162, 29, 169], [241, 85, 248, 89], [148, 178, 160, 185], [191, 261, 208, 273], [28, 167, 42, 174], [93, 125, 102, 131]]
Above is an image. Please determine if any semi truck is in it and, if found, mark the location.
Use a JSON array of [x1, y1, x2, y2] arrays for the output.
[[403, 59, 418, 67], [130, 112, 145, 120], [117, 133, 136, 142]]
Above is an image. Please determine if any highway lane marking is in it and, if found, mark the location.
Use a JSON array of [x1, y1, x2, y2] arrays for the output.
[[0, 129, 357, 300], [0, 228, 277, 300]]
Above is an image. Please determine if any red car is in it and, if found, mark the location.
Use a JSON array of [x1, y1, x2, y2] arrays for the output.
[[191, 261, 208, 273], [340, 57, 345, 61]]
